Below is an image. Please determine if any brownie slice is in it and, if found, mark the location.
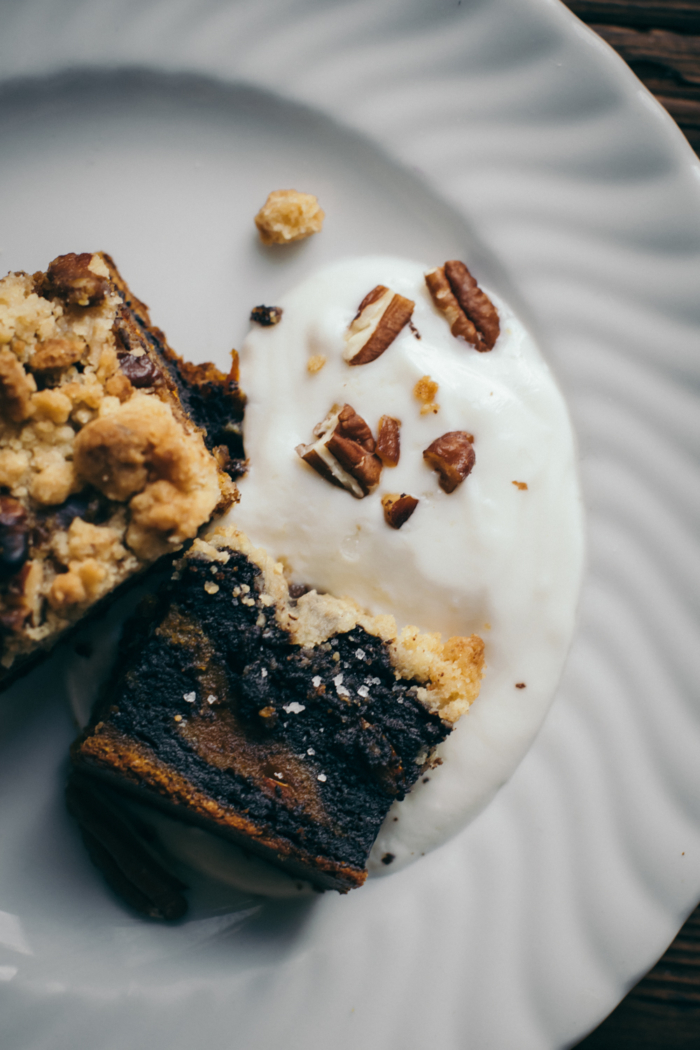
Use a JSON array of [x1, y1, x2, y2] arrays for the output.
[[72, 527, 484, 892], [0, 252, 245, 687]]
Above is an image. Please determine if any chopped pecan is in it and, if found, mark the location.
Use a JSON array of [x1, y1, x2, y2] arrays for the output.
[[30, 337, 86, 372], [0, 497, 29, 581], [41, 253, 110, 306], [423, 431, 475, 493], [250, 304, 283, 326], [376, 416, 401, 467], [343, 285, 414, 366], [296, 403, 382, 498], [425, 260, 499, 351], [382, 493, 418, 529]]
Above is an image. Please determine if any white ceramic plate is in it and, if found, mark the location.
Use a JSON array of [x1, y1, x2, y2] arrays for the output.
[[1, 1, 700, 1047]]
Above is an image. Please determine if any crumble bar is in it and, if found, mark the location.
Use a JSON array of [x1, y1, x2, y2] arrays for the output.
[[72, 526, 484, 893], [0, 252, 245, 686]]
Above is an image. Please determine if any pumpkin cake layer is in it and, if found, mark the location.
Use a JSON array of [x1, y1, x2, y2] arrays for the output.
[[0, 252, 245, 686], [72, 527, 484, 892]]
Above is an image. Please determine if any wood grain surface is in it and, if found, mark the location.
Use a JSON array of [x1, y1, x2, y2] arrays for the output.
[[560, 7, 700, 1046], [565, 0, 700, 151]]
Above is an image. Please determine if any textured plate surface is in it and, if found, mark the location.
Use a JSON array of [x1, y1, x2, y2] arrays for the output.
[[1, 1, 700, 1048]]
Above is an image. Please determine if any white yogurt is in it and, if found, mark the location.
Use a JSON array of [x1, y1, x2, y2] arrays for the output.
[[66, 255, 584, 893], [231, 255, 584, 874]]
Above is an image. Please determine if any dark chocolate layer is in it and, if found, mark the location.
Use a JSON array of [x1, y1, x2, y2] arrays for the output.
[[75, 549, 450, 879]]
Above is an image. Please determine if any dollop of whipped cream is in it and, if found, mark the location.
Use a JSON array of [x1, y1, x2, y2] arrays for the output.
[[232, 255, 584, 872]]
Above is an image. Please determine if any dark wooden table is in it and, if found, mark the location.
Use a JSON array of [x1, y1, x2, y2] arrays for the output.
[[561, 5, 700, 1045]]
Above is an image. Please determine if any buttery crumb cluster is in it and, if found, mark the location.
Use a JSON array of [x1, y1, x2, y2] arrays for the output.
[[254, 190, 325, 246], [0, 252, 236, 677], [295, 260, 498, 528]]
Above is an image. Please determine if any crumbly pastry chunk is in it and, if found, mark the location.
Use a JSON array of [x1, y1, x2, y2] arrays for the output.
[[72, 526, 484, 893], [254, 190, 325, 245], [0, 252, 246, 685]]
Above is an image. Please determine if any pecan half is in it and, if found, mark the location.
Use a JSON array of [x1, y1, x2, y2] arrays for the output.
[[423, 431, 475, 493], [376, 416, 401, 467], [296, 404, 382, 498], [343, 285, 414, 366], [444, 260, 500, 350], [382, 493, 418, 529], [425, 260, 499, 352], [41, 253, 110, 306]]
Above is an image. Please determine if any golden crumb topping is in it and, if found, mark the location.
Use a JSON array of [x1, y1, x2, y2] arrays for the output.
[[254, 190, 325, 245], [0, 255, 233, 673]]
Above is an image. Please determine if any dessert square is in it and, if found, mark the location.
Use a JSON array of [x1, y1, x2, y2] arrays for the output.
[[0, 252, 245, 686], [72, 526, 483, 891]]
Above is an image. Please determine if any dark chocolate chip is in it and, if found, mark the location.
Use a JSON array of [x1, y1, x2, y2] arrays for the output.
[[52, 493, 94, 529], [250, 305, 283, 327], [118, 353, 161, 388]]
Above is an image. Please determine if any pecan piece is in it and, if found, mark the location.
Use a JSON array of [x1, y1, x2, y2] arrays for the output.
[[343, 285, 414, 366], [425, 261, 499, 352], [250, 304, 283, 326], [41, 252, 110, 306], [376, 416, 401, 467], [296, 403, 382, 498], [423, 431, 475, 493], [382, 493, 418, 529]]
